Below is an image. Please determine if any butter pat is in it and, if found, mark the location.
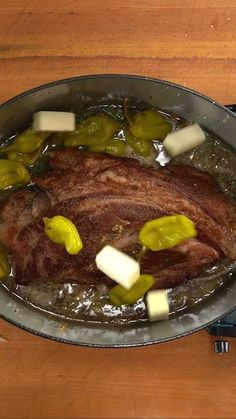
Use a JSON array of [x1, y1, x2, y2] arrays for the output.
[[95, 245, 140, 289], [146, 289, 169, 321], [163, 123, 206, 158], [33, 111, 76, 132]]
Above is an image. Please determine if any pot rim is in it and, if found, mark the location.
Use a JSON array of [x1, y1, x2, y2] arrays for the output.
[[1, 73, 235, 120]]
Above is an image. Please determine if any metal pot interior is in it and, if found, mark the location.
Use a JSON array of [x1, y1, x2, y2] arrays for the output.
[[0, 75, 235, 347]]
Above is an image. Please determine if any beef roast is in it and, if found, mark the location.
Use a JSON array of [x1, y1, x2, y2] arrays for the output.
[[0, 149, 235, 289]]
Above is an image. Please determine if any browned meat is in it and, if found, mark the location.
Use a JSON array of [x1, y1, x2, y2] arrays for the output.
[[0, 149, 235, 289]]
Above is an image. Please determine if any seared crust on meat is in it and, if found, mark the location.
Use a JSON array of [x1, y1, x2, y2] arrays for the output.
[[0, 149, 235, 288]]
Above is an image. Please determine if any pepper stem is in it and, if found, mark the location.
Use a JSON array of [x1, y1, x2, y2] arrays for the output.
[[124, 98, 133, 126]]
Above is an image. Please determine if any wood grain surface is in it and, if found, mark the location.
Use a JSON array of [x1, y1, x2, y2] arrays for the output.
[[0, 1, 236, 419]]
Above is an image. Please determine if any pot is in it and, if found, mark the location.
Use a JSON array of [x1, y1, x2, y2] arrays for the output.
[[0, 74, 235, 347]]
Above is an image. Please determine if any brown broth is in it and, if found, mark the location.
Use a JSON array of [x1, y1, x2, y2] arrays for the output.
[[1, 103, 236, 324]]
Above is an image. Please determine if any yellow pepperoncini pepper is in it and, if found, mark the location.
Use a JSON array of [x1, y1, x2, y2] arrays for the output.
[[139, 215, 197, 251], [64, 114, 121, 147], [0, 250, 10, 280], [129, 110, 172, 141], [109, 274, 154, 306], [0, 160, 30, 189], [123, 129, 152, 157], [7, 146, 44, 167], [90, 138, 126, 157], [0, 127, 50, 154], [43, 215, 83, 255]]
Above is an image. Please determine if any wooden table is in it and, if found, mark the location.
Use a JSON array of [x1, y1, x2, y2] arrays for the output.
[[0, 1, 236, 418]]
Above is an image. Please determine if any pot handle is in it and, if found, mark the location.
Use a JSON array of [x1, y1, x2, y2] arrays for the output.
[[225, 104, 236, 113]]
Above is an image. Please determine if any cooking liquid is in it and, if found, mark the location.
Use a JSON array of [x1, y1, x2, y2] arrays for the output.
[[1, 103, 236, 324]]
